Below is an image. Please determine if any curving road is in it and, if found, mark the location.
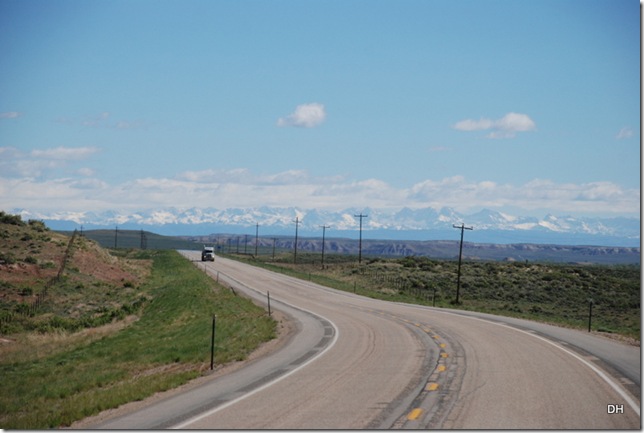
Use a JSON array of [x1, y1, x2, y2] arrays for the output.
[[89, 253, 640, 429]]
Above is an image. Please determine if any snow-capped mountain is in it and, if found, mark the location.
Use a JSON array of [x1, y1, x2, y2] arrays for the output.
[[13, 206, 640, 247]]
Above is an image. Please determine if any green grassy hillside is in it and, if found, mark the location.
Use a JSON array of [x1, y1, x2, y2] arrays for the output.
[[0, 214, 276, 429]]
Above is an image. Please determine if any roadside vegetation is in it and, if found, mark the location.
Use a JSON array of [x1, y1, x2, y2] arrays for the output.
[[227, 251, 640, 342], [0, 214, 276, 429]]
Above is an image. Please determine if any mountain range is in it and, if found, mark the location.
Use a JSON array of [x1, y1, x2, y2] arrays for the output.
[[14, 206, 640, 247]]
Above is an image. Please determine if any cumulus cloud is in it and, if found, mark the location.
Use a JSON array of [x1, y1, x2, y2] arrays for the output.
[[453, 112, 536, 138], [2, 164, 638, 217], [277, 103, 326, 128]]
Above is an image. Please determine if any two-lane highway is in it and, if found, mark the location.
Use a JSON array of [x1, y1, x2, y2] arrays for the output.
[[89, 253, 640, 429]]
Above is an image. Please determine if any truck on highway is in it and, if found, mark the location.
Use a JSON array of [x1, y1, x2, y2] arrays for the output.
[[201, 246, 215, 262]]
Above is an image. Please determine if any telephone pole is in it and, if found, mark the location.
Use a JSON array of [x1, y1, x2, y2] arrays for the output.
[[320, 225, 330, 268], [354, 213, 368, 264], [140, 229, 147, 250], [453, 223, 473, 304], [293, 217, 301, 264], [255, 223, 259, 257]]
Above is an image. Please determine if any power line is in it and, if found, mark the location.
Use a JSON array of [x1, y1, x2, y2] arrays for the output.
[[452, 223, 473, 304], [354, 213, 368, 264]]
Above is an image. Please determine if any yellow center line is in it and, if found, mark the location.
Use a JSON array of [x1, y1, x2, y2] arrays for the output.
[[426, 382, 439, 391], [407, 408, 423, 420], [439, 343, 446, 348], [441, 352, 449, 358], [437, 364, 446, 372]]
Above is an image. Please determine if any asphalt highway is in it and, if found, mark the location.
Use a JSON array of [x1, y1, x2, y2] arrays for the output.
[[90, 253, 640, 429]]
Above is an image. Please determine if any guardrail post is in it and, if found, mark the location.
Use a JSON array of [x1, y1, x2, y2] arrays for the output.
[[210, 315, 216, 370], [267, 291, 271, 316]]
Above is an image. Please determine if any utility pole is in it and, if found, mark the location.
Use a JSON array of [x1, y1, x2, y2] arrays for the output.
[[452, 223, 473, 304], [354, 213, 368, 264], [140, 229, 147, 250], [272, 238, 277, 260], [114, 225, 118, 249], [293, 217, 301, 264], [244, 234, 248, 254], [255, 223, 259, 256], [320, 225, 330, 268]]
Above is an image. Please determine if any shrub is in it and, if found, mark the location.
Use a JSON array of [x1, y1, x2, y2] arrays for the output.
[[0, 252, 16, 265], [0, 211, 25, 226], [28, 219, 48, 232]]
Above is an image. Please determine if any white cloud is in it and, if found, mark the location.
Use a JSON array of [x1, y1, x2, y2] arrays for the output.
[[1, 165, 638, 218], [277, 103, 326, 128], [428, 146, 451, 152], [0, 146, 100, 178], [616, 127, 634, 139], [452, 118, 495, 131], [31, 146, 99, 160], [81, 112, 111, 127], [453, 112, 536, 138], [77, 167, 96, 177], [0, 111, 22, 119]]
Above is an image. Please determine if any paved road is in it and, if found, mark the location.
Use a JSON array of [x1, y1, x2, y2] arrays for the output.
[[91, 253, 640, 429]]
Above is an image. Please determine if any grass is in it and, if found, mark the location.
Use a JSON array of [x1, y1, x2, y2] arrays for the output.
[[227, 252, 640, 341], [0, 250, 276, 429]]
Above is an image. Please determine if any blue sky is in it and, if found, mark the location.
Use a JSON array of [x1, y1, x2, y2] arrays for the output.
[[0, 0, 640, 219]]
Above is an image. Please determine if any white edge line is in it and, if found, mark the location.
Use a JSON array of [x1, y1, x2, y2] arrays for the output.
[[429, 308, 641, 416], [171, 255, 340, 429], [182, 253, 640, 419]]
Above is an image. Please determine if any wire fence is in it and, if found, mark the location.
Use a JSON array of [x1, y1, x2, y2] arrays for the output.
[[0, 230, 78, 329]]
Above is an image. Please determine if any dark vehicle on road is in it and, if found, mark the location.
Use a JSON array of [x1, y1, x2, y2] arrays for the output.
[[202, 246, 215, 261]]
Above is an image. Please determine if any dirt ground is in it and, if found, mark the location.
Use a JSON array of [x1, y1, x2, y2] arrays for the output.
[[1, 229, 149, 305]]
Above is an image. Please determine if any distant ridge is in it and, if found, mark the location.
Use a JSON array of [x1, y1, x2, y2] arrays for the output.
[[63, 228, 639, 264], [184, 234, 640, 265], [15, 205, 640, 248]]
